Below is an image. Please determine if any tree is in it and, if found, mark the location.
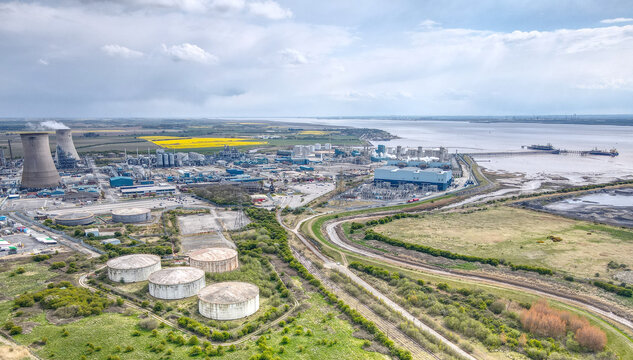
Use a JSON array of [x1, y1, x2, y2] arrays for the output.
[[575, 325, 607, 352]]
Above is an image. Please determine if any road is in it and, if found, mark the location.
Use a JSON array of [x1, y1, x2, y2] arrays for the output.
[[324, 218, 633, 336], [278, 210, 476, 360]]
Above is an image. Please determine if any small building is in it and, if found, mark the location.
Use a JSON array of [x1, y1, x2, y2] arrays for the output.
[[119, 184, 176, 197], [85, 228, 99, 237], [374, 166, 453, 191], [110, 176, 134, 188], [101, 238, 121, 245]]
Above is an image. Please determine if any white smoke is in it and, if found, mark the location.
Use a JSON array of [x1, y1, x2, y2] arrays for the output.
[[39, 120, 69, 130]]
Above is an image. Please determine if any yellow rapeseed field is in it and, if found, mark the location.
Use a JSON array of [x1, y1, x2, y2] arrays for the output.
[[139, 136, 267, 149], [299, 130, 329, 135]]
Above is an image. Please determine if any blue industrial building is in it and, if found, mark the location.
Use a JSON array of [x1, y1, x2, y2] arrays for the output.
[[109, 176, 133, 187], [374, 166, 453, 190]]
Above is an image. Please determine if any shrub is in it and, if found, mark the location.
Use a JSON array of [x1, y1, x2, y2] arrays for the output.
[[14, 267, 26, 274], [50, 262, 66, 270], [9, 325, 22, 335], [489, 300, 505, 314], [139, 318, 158, 331], [187, 336, 199, 345], [32, 254, 51, 262], [593, 281, 633, 297], [575, 325, 607, 352]]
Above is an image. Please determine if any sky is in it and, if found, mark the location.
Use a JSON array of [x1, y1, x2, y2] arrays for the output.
[[1, 0, 633, 117]]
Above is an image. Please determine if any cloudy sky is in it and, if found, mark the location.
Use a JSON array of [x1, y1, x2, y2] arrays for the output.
[[1, 0, 633, 117]]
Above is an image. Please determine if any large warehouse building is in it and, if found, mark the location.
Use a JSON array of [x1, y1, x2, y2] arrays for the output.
[[374, 166, 453, 190]]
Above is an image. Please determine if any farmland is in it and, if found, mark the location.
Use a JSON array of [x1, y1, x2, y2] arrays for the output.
[[139, 136, 267, 149], [369, 205, 633, 278]]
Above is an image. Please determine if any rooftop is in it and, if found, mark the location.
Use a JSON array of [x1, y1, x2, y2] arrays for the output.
[[189, 248, 238, 262], [198, 281, 258, 304], [107, 254, 161, 270], [149, 266, 204, 285]]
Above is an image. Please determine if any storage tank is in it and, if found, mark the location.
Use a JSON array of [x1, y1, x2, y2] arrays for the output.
[[20, 133, 61, 189], [54, 212, 95, 226], [55, 129, 80, 160], [112, 208, 151, 223], [148, 267, 205, 300], [188, 248, 239, 273], [107, 254, 161, 283], [198, 282, 259, 320]]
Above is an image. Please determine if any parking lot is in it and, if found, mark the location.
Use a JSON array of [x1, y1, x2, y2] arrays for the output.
[[0, 233, 65, 258]]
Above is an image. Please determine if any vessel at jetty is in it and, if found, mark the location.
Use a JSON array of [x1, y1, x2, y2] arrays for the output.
[[527, 143, 555, 151], [588, 148, 619, 157]]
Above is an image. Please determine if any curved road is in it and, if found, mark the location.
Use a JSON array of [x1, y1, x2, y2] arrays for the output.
[[324, 218, 633, 336]]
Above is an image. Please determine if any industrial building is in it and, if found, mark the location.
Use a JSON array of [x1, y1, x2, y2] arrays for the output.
[[374, 166, 453, 190], [148, 267, 205, 300], [20, 133, 61, 189], [112, 208, 151, 223], [110, 176, 134, 187], [198, 281, 259, 320], [53, 212, 95, 226], [119, 184, 176, 197], [188, 248, 239, 273], [106, 254, 161, 283]]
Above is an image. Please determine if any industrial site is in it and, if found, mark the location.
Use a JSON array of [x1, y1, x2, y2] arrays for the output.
[[0, 118, 632, 360]]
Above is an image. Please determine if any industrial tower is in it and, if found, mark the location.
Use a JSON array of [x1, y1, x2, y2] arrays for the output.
[[20, 133, 61, 189]]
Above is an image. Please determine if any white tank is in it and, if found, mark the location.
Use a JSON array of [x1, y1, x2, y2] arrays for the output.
[[112, 208, 151, 223], [148, 267, 205, 300], [107, 254, 161, 283], [188, 248, 239, 273], [198, 282, 259, 320]]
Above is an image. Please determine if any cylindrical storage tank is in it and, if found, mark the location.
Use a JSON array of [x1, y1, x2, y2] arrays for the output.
[[198, 282, 259, 320], [148, 267, 205, 300], [189, 248, 239, 273], [112, 208, 151, 223], [107, 254, 161, 283], [54, 212, 95, 226]]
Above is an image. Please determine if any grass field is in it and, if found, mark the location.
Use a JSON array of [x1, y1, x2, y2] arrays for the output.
[[371, 206, 633, 278]]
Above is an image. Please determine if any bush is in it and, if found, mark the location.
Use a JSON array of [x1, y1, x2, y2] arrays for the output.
[[489, 300, 505, 314], [32, 254, 51, 262], [9, 325, 22, 335], [50, 262, 66, 270], [593, 281, 633, 297], [139, 318, 158, 331], [575, 325, 607, 352]]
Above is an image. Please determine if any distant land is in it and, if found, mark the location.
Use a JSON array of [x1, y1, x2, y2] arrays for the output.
[[315, 115, 633, 126]]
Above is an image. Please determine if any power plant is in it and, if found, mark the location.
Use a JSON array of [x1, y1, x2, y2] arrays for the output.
[[20, 132, 62, 189], [55, 129, 80, 160]]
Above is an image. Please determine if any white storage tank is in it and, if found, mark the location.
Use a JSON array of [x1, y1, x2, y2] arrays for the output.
[[198, 282, 259, 320], [112, 208, 151, 224], [188, 248, 239, 273], [148, 267, 205, 300], [54, 212, 95, 226], [107, 254, 161, 283]]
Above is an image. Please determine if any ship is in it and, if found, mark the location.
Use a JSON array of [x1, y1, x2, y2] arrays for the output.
[[527, 143, 555, 151], [588, 148, 619, 157]]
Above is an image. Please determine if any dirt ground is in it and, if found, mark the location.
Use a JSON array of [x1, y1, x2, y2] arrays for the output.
[[0, 344, 34, 360], [372, 205, 633, 278]]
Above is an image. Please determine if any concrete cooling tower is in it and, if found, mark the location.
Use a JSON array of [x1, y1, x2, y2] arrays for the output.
[[20, 133, 61, 189], [55, 129, 80, 160]]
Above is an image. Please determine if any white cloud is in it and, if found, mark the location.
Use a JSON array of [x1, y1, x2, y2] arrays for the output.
[[209, 0, 245, 12], [161, 43, 218, 63], [248, 0, 292, 20], [101, 44, 143, 58], [419, 19, 440, 29], [600, 18, 633, 24], [279, 48, 307, 65], [38, 58, 49, 66]]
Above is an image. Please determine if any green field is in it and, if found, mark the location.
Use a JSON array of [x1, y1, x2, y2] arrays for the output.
[[371, 206, 633, 278]]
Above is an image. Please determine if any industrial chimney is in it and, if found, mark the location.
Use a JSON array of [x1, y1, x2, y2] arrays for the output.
[[55, 129, 80, 160], [20, 133, 61, 189]]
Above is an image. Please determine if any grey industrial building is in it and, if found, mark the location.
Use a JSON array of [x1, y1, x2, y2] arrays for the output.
[[374, 166, 453, 190]]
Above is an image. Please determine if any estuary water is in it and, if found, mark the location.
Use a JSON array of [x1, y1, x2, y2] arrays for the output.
[[271, 118, 633, 185]]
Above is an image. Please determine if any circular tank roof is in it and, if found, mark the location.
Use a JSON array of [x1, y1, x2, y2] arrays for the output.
[[189, 248, 238, 262], [148, 267, 204, 285], [198, 282, 258, 304], [112, 208, 151, 216], [107, 254, 161, 270], [54, 212, 94, 220]]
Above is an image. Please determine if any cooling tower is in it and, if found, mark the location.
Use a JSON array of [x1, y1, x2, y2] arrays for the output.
[[55, 129, 80, 160], [20, 133, 61, 189]]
